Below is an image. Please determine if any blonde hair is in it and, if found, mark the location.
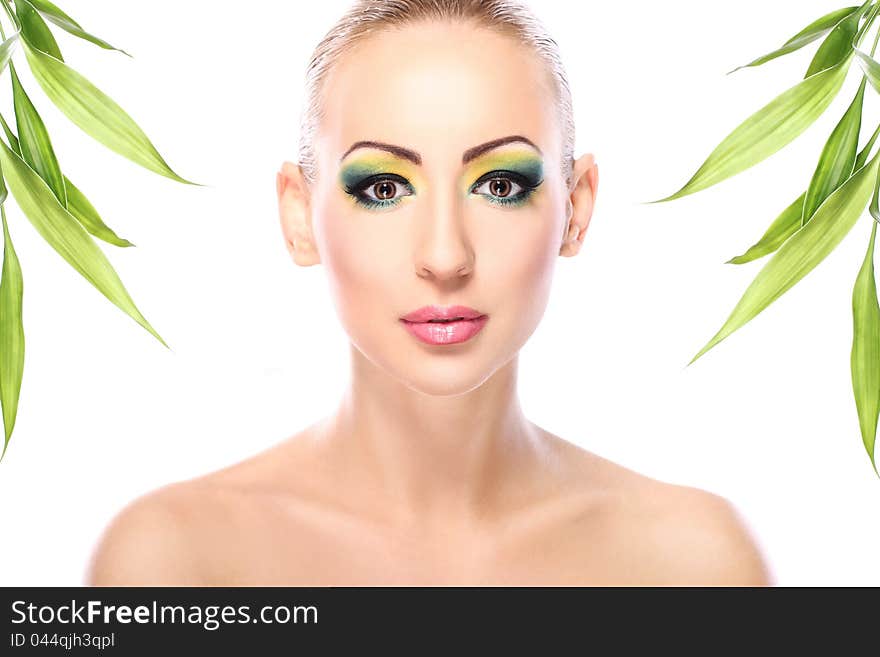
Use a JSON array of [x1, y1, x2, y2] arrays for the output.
[[297, 0, 576, 190]]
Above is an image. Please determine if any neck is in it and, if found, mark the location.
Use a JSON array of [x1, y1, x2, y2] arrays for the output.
[[318, 343, 547, 529]]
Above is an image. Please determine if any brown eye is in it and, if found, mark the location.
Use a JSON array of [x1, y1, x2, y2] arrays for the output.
[[360, 178, 411, 203], [374, 181, 396, 200], [489, 179, 512, 197], [473, 176, 524, 199]]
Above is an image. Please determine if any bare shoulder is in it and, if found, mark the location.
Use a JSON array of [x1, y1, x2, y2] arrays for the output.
[[84, 480, 219, 587], [628, 477, 774, 586], [547, 435, 774, 586], [85, 432, 316, 587]]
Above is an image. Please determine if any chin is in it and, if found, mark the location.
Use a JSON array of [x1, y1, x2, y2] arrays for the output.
[[391, 344, 520, 397], [346, 315, 525, 395], [357, 341, 506, 397], [395, 369, 498, 397]]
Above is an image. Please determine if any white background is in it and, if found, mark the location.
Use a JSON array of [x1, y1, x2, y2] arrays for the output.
[[0, 0, 877, 586]]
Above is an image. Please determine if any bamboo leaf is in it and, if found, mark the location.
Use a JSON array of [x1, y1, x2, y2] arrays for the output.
[[22, 0, 131, 58], [688, 149, 880, 365], [850, 217, 880, 476], [0, 112, 21, 154], [0, 204, 25, 460], [14, 0, 62, 61], [854, 47, 880, 93], [9, 60, 67, 208], [852, 119, 880, 171], [802, 78, 866, 226], [648, 58, 851, 203], [20, 37, 199, 185], [805, 3, 867, 77], [871, 144, 880, 223], [727, 121, 880, 265], [726, 193, 806, 265], [0, 110, 133, 247], [0, 28, 19, 74], [0, 136, 168, 348], [727, 5, 860, 75], [64, 176, 134, 247]]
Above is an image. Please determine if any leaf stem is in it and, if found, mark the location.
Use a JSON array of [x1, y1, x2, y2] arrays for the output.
[[0, 0, 16, 41], [860, 2, 880, 55], [856, 2, 880, 43], [871, 13, 880, 56]]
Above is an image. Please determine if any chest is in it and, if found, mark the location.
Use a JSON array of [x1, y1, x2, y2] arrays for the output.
[[196, 498, 649, 586]]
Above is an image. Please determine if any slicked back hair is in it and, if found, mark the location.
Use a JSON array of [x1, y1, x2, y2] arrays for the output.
[[296, 0, 575, 190]]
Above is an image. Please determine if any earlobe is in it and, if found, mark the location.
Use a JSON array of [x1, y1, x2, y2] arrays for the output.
[[277, 161, 321, 266], [560, 153, 598, 257]]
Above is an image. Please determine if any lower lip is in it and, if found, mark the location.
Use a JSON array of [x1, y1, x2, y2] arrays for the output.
[[400, 316, 489, 345]]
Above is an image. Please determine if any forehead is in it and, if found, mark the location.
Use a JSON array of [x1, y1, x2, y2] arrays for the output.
[[317, 21, 559, 165]]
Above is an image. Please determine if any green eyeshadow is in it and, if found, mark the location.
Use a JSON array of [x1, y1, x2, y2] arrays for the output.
[[464, 150, 544, 188], [339, 156, 416, 192], [338, 148, 545, 211]]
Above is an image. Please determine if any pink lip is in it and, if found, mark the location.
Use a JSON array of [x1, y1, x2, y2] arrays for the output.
[[399, 304, 488, 345], [400, 304, 486, 322]]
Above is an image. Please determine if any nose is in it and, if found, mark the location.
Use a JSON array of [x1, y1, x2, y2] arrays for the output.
[[413, 193, 474, 281]]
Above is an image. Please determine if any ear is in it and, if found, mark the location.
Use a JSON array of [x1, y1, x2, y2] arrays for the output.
[[277, 161, 321, 266], [559, 153, 599, 257]]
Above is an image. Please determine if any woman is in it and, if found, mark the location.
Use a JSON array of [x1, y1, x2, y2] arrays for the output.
[[86, 0, 773, 586]]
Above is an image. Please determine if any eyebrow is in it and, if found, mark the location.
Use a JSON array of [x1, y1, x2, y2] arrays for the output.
[[339, 135, 542, 166]]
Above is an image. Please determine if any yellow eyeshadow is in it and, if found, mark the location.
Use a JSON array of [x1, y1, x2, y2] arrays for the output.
[[339, 155, 421, 187], [460, 149, 543, 192], [340, 148, 543, 199]]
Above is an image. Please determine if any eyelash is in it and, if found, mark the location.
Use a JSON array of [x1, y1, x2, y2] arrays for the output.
[[345, 173, 415, 210], [471, 170, 542, 207], [345, 170, 542, 210]]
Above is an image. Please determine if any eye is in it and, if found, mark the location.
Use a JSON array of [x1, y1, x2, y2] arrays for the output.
[[474, 176, 523, 198], [471, 170, 541, 207], [346, 173, 414, 210], [362, 179, 411, 202]]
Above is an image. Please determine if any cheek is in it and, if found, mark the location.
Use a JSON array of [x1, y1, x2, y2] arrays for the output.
[[512, 217, 559, 291], [475, 202, 562, 324], [315, 198, 404, 331]]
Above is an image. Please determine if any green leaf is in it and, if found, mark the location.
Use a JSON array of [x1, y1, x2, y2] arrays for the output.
[[0, 111, 21, 154], [648, 57, 851, 203], [14, 0, 62, 61], [20, 37, 199, 185], [726, 193, 806, 265], [727, 5, 860, 75], [9, 60, 67, 208], [22, 0, 131, 58], [688, 148, 880, 365], [853, 119, 880, 171], [727, 121, 880, 265], [805, 3, 867, 77], [0, 136, 168, 348], [0, 28, 19, 75], [851, 216, 880, 477], [854, 47, 880, 93], [871, 141, 880, 223], [64, 176, 134, 248], [0, 110, 133, 247], [802, 78, 866, 226], [0, 205, 25, 460]]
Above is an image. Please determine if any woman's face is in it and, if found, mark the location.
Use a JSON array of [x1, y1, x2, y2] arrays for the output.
[[285, 21, 594, 396]]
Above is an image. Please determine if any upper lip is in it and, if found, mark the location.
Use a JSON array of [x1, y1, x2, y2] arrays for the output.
[[400, 304, 486, 322]]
